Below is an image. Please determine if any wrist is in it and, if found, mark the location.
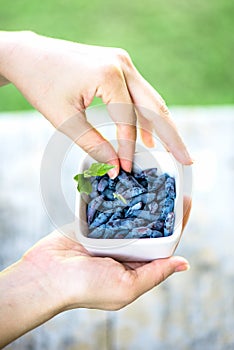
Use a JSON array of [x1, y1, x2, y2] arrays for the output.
[[0, 30, 36, 85], [0, 254, 62, 347], [0, 31, 13, 85]]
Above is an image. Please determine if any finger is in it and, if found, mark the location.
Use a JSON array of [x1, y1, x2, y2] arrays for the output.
[[131, 256, 190, 299], [137, 111, 155, 148], [124, 71, 193, 165], [137, 99, 191, 165], [107, 103, 136, 173], [58, 110, 120, 177], [98, 67, 137, 173]]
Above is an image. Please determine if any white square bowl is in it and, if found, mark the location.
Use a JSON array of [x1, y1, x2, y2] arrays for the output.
[[75, 150, 184, 261]]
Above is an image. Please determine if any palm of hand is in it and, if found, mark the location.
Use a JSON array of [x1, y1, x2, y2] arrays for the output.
[[22, 225, 187, 311], [23, 194, 191, 312]]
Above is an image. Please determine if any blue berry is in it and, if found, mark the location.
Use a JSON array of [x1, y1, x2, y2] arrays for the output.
[[87, 195, 104, 225], [103, 188, 115, 201], [165, 177, 176, 199], [89, 210, 113, 229], [88, 225, 106, 238], [85, 166, 176, 239], [147, 201, 159, 214], [164, 212, 175, 236], [150, 230, 163, 238], [122, 186, 147, 199], [161, 198, 174, 218], [97, 177, 109, 192]]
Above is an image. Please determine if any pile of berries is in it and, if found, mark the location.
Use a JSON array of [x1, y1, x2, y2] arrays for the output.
[[86, 167, 176, 239]]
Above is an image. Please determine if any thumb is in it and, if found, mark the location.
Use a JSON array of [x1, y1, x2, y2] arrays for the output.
[[132, 256, 190, 297]]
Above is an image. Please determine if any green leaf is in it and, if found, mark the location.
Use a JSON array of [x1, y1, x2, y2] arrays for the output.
[[74, 162, 116, 195], [75, 173, 92, 195], [73, 174, 79, 182], [83, 163, 116, 177]]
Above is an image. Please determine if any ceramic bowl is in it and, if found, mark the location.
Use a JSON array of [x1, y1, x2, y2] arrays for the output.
[[74, 148, 188, 261]]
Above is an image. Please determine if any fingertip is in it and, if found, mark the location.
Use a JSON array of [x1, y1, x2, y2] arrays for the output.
[[171, 256, 190, 273], [108, 160, 120, 179], [139, 128, 155, 148], [172, 147, 193, 166], [175, 263, 190, 272], [184, 158, 194, 166], [181, 149, 194, 165], [108, 168, 118, 179], [120, 159, 132, 173], [143, 136, 155, 148]]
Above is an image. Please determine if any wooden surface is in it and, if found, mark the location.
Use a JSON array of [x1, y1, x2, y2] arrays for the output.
[[1, 106, 234, 350]]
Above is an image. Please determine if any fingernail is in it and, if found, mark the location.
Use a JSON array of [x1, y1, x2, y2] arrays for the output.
[[108, 168, 118, 179], [120, 159, 132, 173], [175, 263, 190, 272], [172, 256, 190, 272], [183, 149, 194, 165]]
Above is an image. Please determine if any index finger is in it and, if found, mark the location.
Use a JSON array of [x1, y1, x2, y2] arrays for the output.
[[58, 110, 120, 177], [97, 65, 137, 173], [107, 103, 136, 173], [124, 70, 193, 165]]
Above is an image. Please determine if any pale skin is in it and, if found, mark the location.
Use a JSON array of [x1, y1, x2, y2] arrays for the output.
[[0, 31, 192, 176], [0, 31, 192, 348], [0, 196, 191, 349]]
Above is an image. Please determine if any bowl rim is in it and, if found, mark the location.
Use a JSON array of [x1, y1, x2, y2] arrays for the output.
[[74, 149, 183, 249]]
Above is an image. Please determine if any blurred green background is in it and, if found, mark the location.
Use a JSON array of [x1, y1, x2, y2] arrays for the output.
[[0, 0, 233, 111]]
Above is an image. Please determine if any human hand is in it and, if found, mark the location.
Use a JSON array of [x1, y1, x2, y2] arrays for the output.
[[0, 31, 192, 177], [0, 197, 191, 347], [23, 196, 192, 311]]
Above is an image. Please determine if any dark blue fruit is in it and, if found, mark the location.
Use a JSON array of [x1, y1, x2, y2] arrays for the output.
[[150, 230, 163, 238], [87, 195, 104, 225], [86, 166, 176, 239], [164, 212, 175, 236], [89, 210, 113, 229], [122, 186, 147, 199], [165, 176, 176, 199], [108, 178, 117, 190], [161, 198, 174, 218], [148, 218, 165, 232], [108, 208, 124, 222], [125, 227, 152, 239], [88, 225, 106, 238], [103, 188, 115, 201], [148, 174, 168, 191], [157, 188, 167, 201], [111, 230, 129, 239], [129, 192, 156, 207], [147, 201, 158, 214], [106, 218, 135, 230], [89, 179, 99, 199], [118, 171, 142, 188], [97, 177, 109, 192]]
